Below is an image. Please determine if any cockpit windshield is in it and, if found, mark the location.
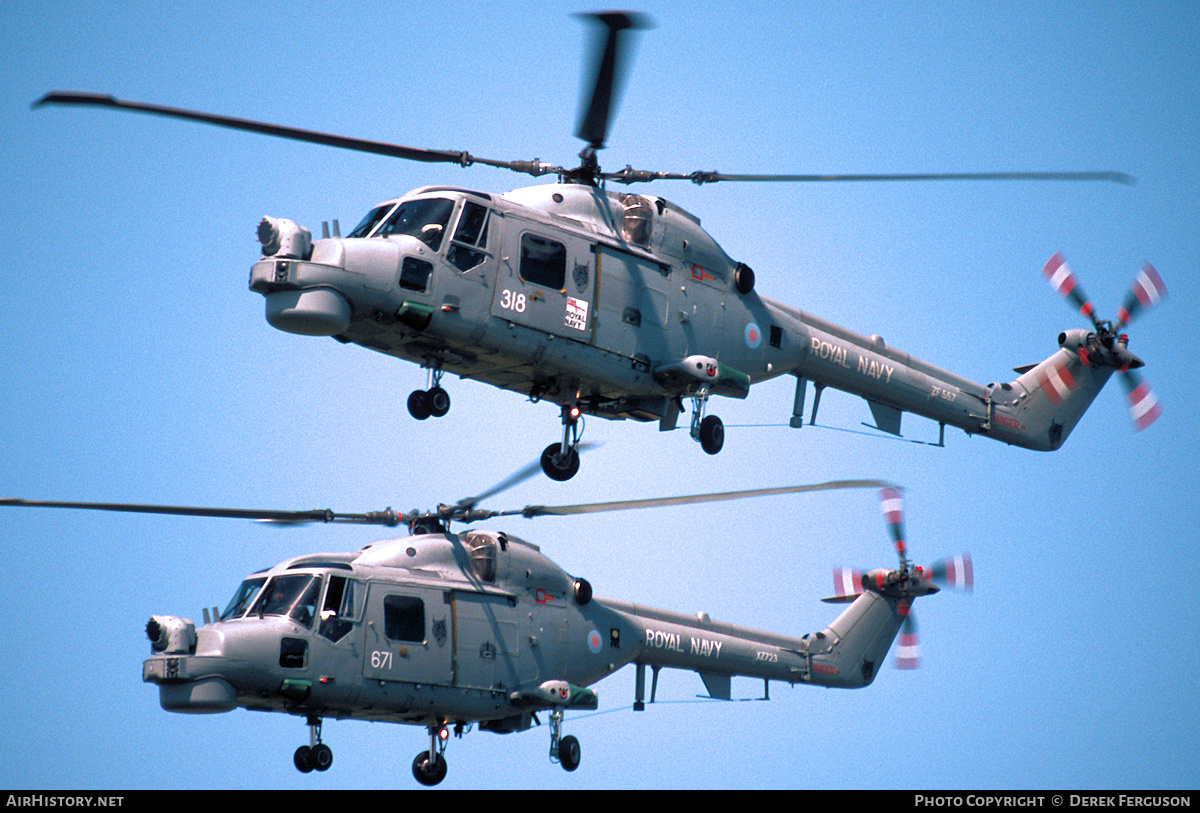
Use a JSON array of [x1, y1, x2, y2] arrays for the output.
[[250, 574, 323, 628], [220, 575, 266, 620], [376, 198, 455, 250], [346, 203, 396, 239]]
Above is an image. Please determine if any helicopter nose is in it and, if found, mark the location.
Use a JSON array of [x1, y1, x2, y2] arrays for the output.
[[250, 220, 354, 335], [143, 615, 238, 713]]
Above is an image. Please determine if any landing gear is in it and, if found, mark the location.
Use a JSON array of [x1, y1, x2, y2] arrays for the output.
[[293, 717, 333, 774], [412, 724, 450, 786], [549, 709, 582, 772], [690, 386, 724, 455], [541, 402, 583, 481], [407, 362, 451, 420]]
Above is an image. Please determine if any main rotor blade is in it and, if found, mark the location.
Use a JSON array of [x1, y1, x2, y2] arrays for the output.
[[32, 92, 561, 178], [575, 12, 653, 151], [453, 442, 601, 512], [603, 168, 1135, 186], [503, 479, 892, 519], [0, 498, 402, 526]]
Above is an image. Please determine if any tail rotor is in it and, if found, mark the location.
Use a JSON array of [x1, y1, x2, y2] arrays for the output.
[[828, 487, 972, 669], [1041, 252, 1165, 431]]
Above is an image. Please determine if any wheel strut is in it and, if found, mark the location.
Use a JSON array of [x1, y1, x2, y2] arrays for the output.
[[689, 386, 724, 454], [293, 715, 333, 773], [548, 708, 581, 772], [541, 400, 583, 481]]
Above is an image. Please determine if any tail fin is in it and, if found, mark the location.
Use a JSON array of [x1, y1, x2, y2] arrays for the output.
[[808, 590, 910, 688], [990, 345, 1115, 451]]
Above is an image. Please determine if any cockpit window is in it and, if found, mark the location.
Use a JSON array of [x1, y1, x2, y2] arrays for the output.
[[448, 201, 491, 272], [220, 576, 266, 620], [346, 204, 396, 239], [377, 198, 455, 250], [251, 574, 322, 629]]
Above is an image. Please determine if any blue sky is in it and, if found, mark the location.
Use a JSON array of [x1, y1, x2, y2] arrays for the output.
[[2, 0, 1198, 791]]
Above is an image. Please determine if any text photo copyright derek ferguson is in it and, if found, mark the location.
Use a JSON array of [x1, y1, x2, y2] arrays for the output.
[[914, 797, 1193, 808]]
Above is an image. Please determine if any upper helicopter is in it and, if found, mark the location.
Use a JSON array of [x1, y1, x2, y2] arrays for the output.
[[2, 478, 970, 787], [32, 12, 1164, 481]]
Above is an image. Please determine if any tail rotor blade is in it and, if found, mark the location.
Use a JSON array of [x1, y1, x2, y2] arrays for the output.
[[1035, 358, 1078, 405], [879, 486, 908, 565], [832, 567, 864, 599], [895, 605, 921, 670], [1115, 262, 1167, 330], [1043, 252, 1099, 328], [1121, 370, 1162, 431], [928, 553, 974, 592]]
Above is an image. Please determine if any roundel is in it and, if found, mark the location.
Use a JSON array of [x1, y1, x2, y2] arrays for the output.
[[744, 322, 762, 349], [587, 629, 602, 654]]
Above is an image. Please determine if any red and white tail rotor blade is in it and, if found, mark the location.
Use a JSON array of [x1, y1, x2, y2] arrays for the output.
[[1043, 252, 1099, 326], [879, 486, 907, 565], [895, 604, 920, 670], [1036, 358, 1078, 405], [929, 553, 974, 592], [832, 567, 864, 598], [1115, 262, 1166, 331], [1121, 369, 1162, 431]]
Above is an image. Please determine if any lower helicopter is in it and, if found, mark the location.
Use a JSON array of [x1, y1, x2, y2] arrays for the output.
[[2, 478, 970, 787]]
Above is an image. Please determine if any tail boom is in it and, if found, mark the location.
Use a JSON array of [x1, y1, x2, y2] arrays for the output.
[[764, 300, 1114, 451]]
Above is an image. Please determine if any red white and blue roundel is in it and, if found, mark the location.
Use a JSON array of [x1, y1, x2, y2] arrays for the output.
[[587, 629, 602, 654], [744, 322, 762, 349]]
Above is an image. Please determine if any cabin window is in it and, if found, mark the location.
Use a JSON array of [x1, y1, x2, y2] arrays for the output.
[[220, 575, 266, 620], [383, 595, 425, 642], [448, 201, 490, 271], [251, 574, 322, 629], [519, 233, 566, 289], [346, 204, 395, 238], [377, 198, 455, 250]]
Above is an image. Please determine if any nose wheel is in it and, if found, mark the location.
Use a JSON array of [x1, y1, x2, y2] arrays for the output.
[[293, 717, 333, 773], [412, 724, 450, 786], [541, 403, 583, 481]]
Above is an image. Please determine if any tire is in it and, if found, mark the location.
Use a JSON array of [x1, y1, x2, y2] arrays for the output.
[[540, 443, 580, 481], [698, 415, 724, 455], [407, 390, 431, 420], [310, 742, 333, 772], [412, 752, 448, 786], [558, 735, 581, 772], [427, 387, 451, 417], [293, 745, 313, 774]]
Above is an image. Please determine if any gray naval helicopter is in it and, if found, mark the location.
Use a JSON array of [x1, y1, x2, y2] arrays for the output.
[[32, 13, 1163, 480], [3, 478, 970, 786]]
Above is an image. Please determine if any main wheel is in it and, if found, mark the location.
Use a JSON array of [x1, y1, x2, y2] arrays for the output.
[[698, 415, 724, 455], [540, 443, 580, 481], [407, 390, 431, 420], [309, 742, 333, 772], [558, 735, 581, 772], [412, 751, 448, 786], [293, 745, 314, 773], [427, 386, 451, 417]]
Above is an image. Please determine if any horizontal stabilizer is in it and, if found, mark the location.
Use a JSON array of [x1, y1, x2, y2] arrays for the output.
[[699, 672, 731, 700], [865, 400, 903, 436]]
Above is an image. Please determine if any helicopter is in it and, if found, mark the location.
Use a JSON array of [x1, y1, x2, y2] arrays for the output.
[[2, 478, 969, 787], [31, 12, 1163, 481]]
